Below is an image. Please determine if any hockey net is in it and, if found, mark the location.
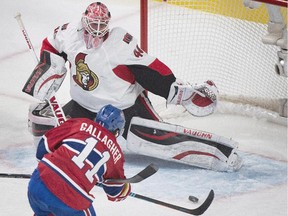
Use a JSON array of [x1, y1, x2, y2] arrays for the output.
[[140, 0, 287, 125]]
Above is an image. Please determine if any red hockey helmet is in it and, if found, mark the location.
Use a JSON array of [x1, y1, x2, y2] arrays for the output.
[[82, 2, 111, 38]]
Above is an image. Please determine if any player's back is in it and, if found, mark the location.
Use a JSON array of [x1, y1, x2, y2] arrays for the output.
[[37, 118, 126, 210]]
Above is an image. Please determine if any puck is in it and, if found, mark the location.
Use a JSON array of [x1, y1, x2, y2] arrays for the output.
[[188, 195, 199, 203]]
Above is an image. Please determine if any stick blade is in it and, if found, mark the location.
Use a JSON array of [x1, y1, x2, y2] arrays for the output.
[[131, 163, 159, 183], [106, 163, 159, 183], [188, 189, 214, 215]]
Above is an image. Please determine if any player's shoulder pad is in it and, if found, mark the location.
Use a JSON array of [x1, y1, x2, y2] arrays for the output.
[[53, 21, 81, 39]]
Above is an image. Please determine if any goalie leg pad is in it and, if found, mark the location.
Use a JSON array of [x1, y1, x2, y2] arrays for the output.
[[28, 102, 56, 147], [127, 117, 242, 172]]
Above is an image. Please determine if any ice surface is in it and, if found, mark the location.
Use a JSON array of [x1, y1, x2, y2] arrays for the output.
[[0, 0, 287, 215]]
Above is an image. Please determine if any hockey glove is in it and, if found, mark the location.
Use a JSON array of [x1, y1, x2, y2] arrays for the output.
[[167, 79, 219, 117], [102, 182, 131, 202], [22, 50, 67, 101]]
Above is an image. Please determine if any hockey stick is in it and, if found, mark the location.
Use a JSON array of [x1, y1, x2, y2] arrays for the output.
[[130, 189, 214, 215], [14, 12, 39, 64], [0, 173, 32, 179], [97, 181, 214, 215], [0, 163, 158, 183], [0, 170, 212, 215], [105, 163, 158, 183], [15, 12, 66, 126]]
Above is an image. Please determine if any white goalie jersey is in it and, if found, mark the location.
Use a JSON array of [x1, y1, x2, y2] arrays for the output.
[[26, 20, 240, 173], [44, 21, 158, 112]]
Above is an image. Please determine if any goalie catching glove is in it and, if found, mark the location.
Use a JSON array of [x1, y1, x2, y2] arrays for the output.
[[22, 50, 67, 101], [167, 79, 219, 117]]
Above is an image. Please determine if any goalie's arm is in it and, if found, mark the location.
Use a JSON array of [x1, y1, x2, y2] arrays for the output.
[[127, 61, 176, 98], [40, 22, 71, 61], [127, 63, 219, 117], [41, 38, 68, 62]]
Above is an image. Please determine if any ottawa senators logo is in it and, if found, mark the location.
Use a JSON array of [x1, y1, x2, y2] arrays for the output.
[[73, 53, 99, 91]]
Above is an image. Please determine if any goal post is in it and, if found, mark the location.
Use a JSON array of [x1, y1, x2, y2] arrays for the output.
[[140, 0, 287, 124], [254, 0, 287, 7]]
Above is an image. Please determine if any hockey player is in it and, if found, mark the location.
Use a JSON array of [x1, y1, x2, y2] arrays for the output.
[[23, 2, 242, 172], [27, 104, 131, 216]]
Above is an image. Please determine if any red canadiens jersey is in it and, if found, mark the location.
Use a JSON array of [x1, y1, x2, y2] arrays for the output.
[[42, 21, 164, 112], [37, 118, 126, 210]]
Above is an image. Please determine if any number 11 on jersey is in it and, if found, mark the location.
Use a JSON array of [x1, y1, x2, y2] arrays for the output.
[[72, 137, 110, 183]]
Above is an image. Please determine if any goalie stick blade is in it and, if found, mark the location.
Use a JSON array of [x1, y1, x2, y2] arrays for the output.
[[105, 163, 159, 183]]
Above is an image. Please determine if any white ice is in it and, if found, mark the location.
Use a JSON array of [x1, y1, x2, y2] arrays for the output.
[[0, 0, 287, 215]]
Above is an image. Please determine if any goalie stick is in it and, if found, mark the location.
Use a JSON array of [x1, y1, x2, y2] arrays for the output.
[[14, 12, 39, 64], [0, 163, 158, 184], [15, 12, 65, 126]]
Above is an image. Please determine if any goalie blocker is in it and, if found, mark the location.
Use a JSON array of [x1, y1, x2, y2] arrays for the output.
[[22, 50, 67, 101], [23, 50, 67, 145], [127, 117, 243, 172]]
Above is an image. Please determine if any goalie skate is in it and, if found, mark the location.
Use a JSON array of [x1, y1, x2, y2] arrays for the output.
[[28, 102, 56, 137], [227, 152, 243, 172]]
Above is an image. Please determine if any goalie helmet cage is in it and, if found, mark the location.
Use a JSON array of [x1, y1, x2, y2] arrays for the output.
[[140, 0, 288, 125]]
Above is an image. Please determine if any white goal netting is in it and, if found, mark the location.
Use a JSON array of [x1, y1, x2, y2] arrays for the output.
[[143, 0, 287, 124]]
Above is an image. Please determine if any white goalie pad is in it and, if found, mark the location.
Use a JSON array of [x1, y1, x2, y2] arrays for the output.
[[127, 117, 243, 172], [28, 102, 56, 148], [22, 50, 67, 101]]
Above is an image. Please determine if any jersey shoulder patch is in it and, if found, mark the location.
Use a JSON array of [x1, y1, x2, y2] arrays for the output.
[[109, 27, 136, 45]]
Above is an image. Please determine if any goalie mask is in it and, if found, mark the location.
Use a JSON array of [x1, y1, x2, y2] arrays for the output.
[[81, 2, 111, 49]]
